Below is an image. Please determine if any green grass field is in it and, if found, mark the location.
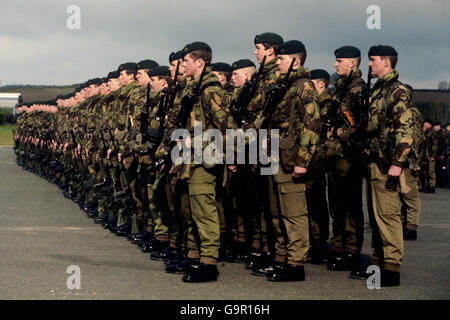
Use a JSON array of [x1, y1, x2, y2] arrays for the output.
[[0, 124, 16, 146]]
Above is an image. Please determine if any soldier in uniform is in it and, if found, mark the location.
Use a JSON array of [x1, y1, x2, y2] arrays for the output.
[[434, 122, 447, 188], [399, 85, 424, 241], [325, 46, 367, 278], [420, 119, 438, 193], [443, 123, 450, 188], [237, 32, 284, 272], [262, 40, 321, 281], [308, 69, 332, 264], [365, 45, 414, 286]]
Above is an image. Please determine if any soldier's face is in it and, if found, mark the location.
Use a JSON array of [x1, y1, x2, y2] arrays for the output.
[[368, 56, 390, 79], [231, 70, 246, 88], [108, 78, 120, 92], [433, 125, 441, 131], [254, 44, 268, 64], [136, 70, 150, 86], [150, 76, 165, 92], [276, 55, 294, 74], [170, 60, 185, 80], [334, 58, 352, 77], [183, 54, 200, 77]]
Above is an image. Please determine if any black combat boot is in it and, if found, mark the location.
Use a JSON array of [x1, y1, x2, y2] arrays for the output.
[[381, 269, 400, 287], [267, 264, 305, 282], [182, 263, 219, 283], [165, 258, 200, 274], [327, 251, 351, 271], [150, 246, 177, 261], [403, 229, 417, 241]]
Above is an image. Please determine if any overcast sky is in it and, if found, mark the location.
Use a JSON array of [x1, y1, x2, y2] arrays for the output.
[[1, 0, 449, 89]]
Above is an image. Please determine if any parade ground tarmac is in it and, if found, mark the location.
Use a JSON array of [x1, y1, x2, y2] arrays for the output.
[[1, 147, 449, 300]]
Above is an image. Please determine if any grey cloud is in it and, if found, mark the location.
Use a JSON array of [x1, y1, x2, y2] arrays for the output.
[[0, 0, 448, 89]]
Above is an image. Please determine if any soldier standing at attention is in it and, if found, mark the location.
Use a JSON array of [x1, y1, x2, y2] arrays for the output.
[[366, 45, 414, 286], [263, 40, 321, 282], [308, 69, 332, 264], [326, 46, 367, 278], [177, 42, 234, 282]]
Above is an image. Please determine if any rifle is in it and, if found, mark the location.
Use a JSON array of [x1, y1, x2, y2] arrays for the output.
[[230, 55, 267, 127], [259, 57, 296, 130], [155, 66, 207, 171], [321, 69, 355, 137], [109, 129, 137, 216], [162, 60, 181, 115], [349, 66, 372, 152]]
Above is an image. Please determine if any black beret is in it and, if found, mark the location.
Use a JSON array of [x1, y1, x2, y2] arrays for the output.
[[276, 40, 306, 55], [432, 121, 441, 126], [137, 59, 159, 70], [423, 119, 433, 124], [368, 45, 398, 57], [183, 42, 212, 57], [107, 71, 120, 79], [74, 86, 82, 93], [118, 62, 138, 73], [334, 46, 361, 58], [169, 50, 184, 63], [310, 69, 330, 80], [148, 66, 170, 77], [231, 59, 256, 71], [88, 78, 102, 86], [211, 62, 232, 73], [444, 123, 450, 128], [254, 32, 284, 45]]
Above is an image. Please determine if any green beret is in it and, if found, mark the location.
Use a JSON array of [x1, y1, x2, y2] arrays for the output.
[[276, 40, 306, 55], [211, 62, 232, 73], [310, 69, 330, 80], [368, 45, 398, 57], [169, 50, 184, 63], [148, 66, 170, 77], [137, 59, 159, 70], [118, 62, 137, 73], [107, 71, 120, 79], [334, 46, 361, 58], [183, 41, 212, 57], [254, 32, 283, 45], [231, 59, 256, 71]]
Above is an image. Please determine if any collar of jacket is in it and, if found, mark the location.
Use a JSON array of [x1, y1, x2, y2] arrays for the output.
[[374, 70, 399, 90], [336, 68, 362, 89]]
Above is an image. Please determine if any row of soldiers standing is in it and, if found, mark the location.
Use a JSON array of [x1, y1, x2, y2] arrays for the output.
[[14, 33, 426, 286]]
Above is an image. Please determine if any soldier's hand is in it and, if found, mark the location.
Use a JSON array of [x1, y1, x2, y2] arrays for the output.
[[107, 148, 112, 159], [227, 165, 237, 173], [327, 130, 333, 139], [388, 165, 402, 177], [118, 153, 122, 162], [292, 166, 307, 178], [430, 157, 435, 162]]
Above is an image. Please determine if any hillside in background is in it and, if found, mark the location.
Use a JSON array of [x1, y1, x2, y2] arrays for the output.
[[0, 85, 79, 103]]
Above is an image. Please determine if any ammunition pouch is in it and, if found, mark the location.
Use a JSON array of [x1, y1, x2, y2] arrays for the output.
[[279, 134, 298, 173]]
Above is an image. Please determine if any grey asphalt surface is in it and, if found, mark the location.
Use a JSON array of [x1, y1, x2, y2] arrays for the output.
[[1, 147, 449, 300]]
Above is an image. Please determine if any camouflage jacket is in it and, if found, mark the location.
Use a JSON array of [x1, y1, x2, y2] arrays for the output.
[[329, 69, 367, 157], [245, 57, 279, 128], [269, 66, 321, 168], [424, 128, 438, 158], [366, 70, 414, 169]]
